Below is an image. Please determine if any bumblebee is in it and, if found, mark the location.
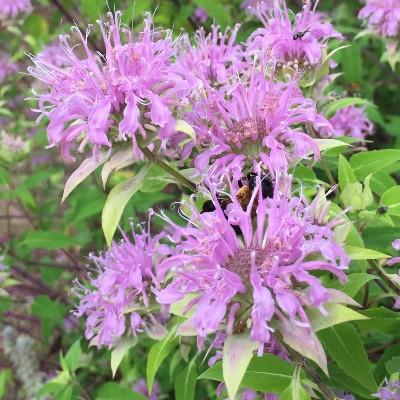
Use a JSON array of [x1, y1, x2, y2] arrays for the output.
[[201, 173, 274, 213]]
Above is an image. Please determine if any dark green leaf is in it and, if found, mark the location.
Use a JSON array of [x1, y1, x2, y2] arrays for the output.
[[175, 355, 198, 400], [21, 231, 81, 250], [318, 323, 377, 392], [350, 150, 400, 179], [199, 354, 295, 394]]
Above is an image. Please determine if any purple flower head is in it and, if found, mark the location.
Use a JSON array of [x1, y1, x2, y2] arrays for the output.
[[37, 42, 72, 68], [29, 13, 181, 162], [189, 73, 330, 180], [324, 105, 374, 139], [74, 218, 171, 348], [247, 0, 342, 69], [1, 131, 27, 153], [0, 54, 17, 83], [242, 0, 274, 12], [156, 173, 349, 348], [175, 24, 244, 91], [133, 378, 161, 400], [192, 7, 208, 24], [373, 380, 400, 400], [359, 0, 400, 38], [387, 239, 400, 266], [0, 0, 31, 19]]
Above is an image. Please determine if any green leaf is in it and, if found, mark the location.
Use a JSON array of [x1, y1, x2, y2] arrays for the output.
[[280, 366, 310, 400], [223, 333, 258, 400], [277, 317, 327, 374], [0, 369, 11, 398], [175, 355, 198, 400], [64, 339, 82, 373], [336, 43, 362, 83], [350, 150, 400, 179], [38, 370, 71, 396], [331, 273, 378, 297], [102, 166, 149, 246], [31, 295, 64, 324], [344, 245, 391, 260], [111, 337, 137, 378], [328, 364, 374, 399], [31, 295, 65, 341], [324, 98, 373, 118], [146, 326, 178, 394], [23, 14, 49, 40], [101, 149, 134, 189], [62, 153, 107, 202], [370, 172, 397, 196], [193, 0, 231, 28], [314, 138, 351, 152], [318, 323, 377, 392], [386, 356, 400, 375], [199, 354, 295, 394], [308, 303, 367, 332], [375, 345, 400, 383], [356, 308, 400, 335], [13, 185, 36, 209], [380, 186, 400, 217], [21, 231, 81, 250], [96, 383, 147, 400], [81, 0, 104, 21], [338, 154, 357, 191]]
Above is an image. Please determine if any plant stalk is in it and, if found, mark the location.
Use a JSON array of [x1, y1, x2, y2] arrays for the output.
[[276, 334, 337, 400], [137, 143, 197, 192]]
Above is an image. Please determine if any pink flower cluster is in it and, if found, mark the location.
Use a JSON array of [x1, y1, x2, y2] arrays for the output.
[[0, 54, 17, 83], [359, 0, 400, 38], [75, 220, 171, 347], [29, 13, 182, 162], [0, 0, 31, 19], [155, 177, 348, 349]]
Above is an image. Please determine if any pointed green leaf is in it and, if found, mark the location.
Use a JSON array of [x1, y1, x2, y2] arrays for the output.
[[308, 303, 367, 332], [146, 326, 178, 394], [101, 148, 134, 189], [280, 367, 311, 400], [175, 355, 198, 400], [345, 245, 391, 260], [324, 98, 374, 118], [314, 139, 350, 153], [380, 186, 400, 217], [199, 354, 295, 394], [350, 150, 400, 179], [64, 339, 82, 373], [318, 323, 377, 392], [223, 333, 258, 400], [277, 317, 328, 375], [111, 337, 138, 378], [102, 166, 149, 246], [62, 153, 108, 202], [338, 154, 357, 191]]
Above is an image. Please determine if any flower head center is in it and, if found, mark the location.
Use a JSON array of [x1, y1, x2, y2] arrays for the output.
[[226, 117, 268, 150], [225, 247, 267, 283]]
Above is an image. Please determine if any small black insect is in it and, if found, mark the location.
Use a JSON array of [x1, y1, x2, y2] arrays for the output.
[[293, 28, 310, 40], [376, 206, 388, 216], [246, 172, 274, 199]]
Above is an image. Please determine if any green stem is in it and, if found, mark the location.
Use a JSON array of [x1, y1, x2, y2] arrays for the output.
[[276, 334, 337, 400], [137, 142, 197, 192], [368, 260, 400, 295], [321, 156, 336, 187]]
